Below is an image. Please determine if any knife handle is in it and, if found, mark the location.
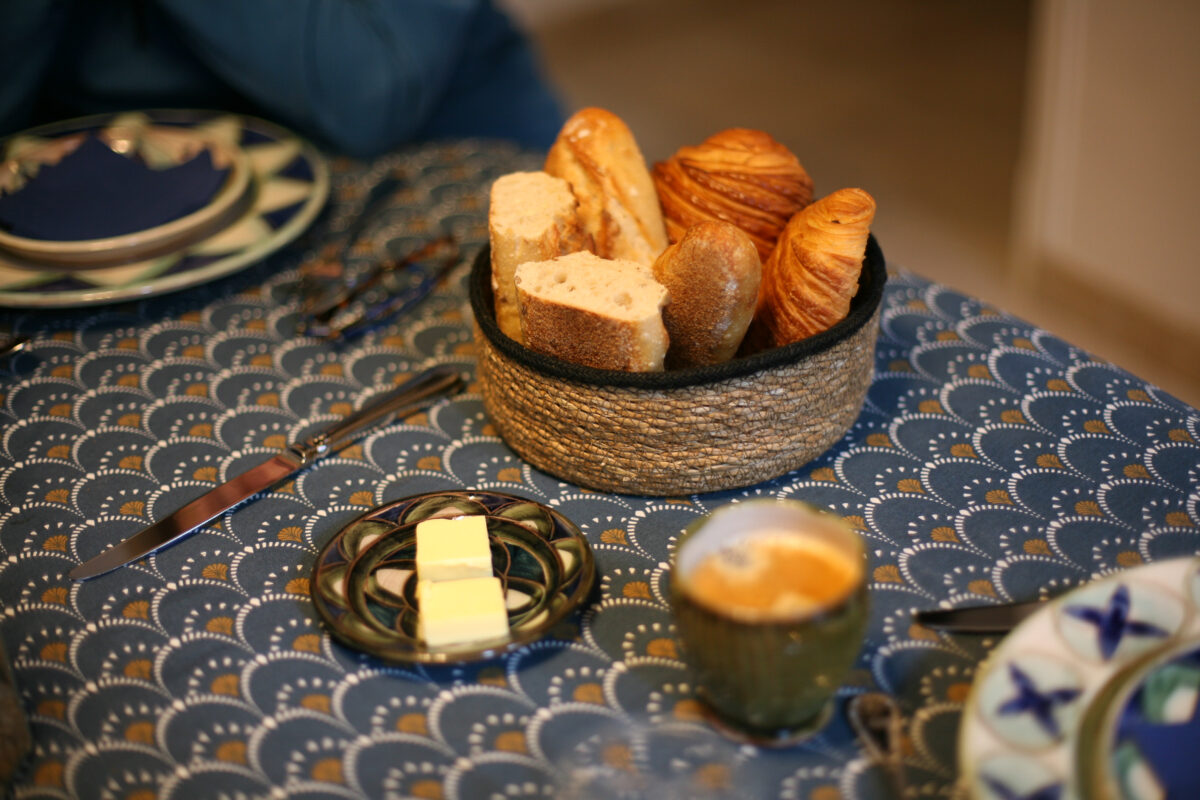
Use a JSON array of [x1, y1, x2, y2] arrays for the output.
[[288, 365, 464, 464]]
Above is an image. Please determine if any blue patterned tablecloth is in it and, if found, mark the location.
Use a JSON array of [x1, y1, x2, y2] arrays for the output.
[[1, 141, 1198, 800]]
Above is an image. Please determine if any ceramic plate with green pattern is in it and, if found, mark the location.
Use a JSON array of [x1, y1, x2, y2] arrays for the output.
[[959, 556, 1200, 800], [311, 491, 596, 664]]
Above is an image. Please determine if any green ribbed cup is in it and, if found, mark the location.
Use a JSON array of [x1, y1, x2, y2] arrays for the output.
[[670, 500, 869, 743]]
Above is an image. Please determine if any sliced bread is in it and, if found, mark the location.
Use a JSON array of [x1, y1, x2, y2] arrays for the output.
[[515, 251, 669, 372], [488, 171, 592, 342]]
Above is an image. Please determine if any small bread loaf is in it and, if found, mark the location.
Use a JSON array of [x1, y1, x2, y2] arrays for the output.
[[651, 221, 761, 368], [515, 251, 669, 372], [544, 107, 668, 265], [653, 128, 814, 262], [747, 187, 876, 350], [488, 171, 592, 342]]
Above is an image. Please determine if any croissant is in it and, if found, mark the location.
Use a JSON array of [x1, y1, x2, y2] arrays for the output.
[[652, 128, 814, 262], [544, 107, 668, 264], [747, 187, 876, 349]]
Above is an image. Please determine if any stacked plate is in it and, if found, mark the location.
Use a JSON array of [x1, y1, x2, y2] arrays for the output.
[[0, 109, 329, 307]]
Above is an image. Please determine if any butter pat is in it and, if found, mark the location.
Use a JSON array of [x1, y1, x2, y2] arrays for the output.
[[417, 576, 510, 647], [415, 516, 492, 581]]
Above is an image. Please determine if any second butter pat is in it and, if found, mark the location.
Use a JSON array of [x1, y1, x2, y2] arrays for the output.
[[417, 576, 510, 647], [415, 515, 493, 581]]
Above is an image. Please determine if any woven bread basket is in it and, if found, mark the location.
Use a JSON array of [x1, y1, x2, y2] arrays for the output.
[[469, 236, 886, 495]]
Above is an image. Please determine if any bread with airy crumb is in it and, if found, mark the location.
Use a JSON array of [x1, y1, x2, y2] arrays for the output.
[[652, 221, 761, 368], [544, 107, 668, 265], [515, 251, 669, 372], [489, 171, 592, 342]]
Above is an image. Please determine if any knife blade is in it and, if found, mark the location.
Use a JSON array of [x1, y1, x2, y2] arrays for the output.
[[913, 600, 1045, 633], [69, 365, 464, 581]]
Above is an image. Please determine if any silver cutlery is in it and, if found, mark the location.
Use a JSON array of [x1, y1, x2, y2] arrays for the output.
[[0, 336, 30, 360], [913, 600, 1045, 633], [69, 365, 465, 581]]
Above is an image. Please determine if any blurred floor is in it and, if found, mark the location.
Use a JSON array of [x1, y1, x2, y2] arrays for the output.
[[505, 0, 1200, 407]]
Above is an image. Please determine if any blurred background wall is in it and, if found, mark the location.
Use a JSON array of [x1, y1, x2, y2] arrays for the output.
[[499, 0, 1200, 407]]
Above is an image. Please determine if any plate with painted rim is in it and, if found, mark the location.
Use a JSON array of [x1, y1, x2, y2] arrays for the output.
[[310, 490, 597, 664], [0, 109, 329, 308], [958, 556, 1200, 800]]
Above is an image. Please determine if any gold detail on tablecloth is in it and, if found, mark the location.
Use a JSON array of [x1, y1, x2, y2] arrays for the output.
[[931, 526, 958, 542], [125, 721, 154, 744], [572, 683, 604, 704], [51, 364, 72, 378], [42, 535, 68, 552], [276, 480, 296, 494], [906, 299, 928, 310], [843, 515, 867, 532], [349, 491, 375, 507], [44, 489, 70, 504], [243, 319, 266, 332], [1024, 539, 1051, 556], [409, 778, 443, 799], [646, 639, 677, 660], [123, 600, 149, 619], [36, 699, 65, 719], [414, 455, 440, 471], [328, 402, 352, 417], [185, 383, 208, 397], [1116, 551, 1143, 567], [1013, 338, 1035, 350], [986, 490, 1013, 505], [319, 363, 343, 377], [694, 763, 731, 791], [33, 760, 63, 787], [811, 467, 839, 481], [119, 413, 143, 427], [622, 582, 651, 599], [202, 563, 229, 580], [124, 660, 152, 680], [1126, 389, 1151, 402], [250, 353, 272, 366], [1168, 428, 1195, 442], [946, 682, 972, 703], [494, 730, 526, 753], [120, 500, 145, 516], [874, 565, 902, 583], [119, 455, 143, 470], [116, 338, 138, 350], [285, 578, 309, 594], [211, 674, 239, 696], [206, 617, 233, 635], [292, 634, 321, 653], [888, 359, 913, 372], [868, 433, 895, 448], [263, 434, 287, 449], [950, 443, 976, 458], [1083, 420, 1110, 434], [481, 423, 497, 436], [600, 529, 626, 544], [1036, 454, 1063, 469], [968, 580, 996, 597], [1166, 511, 1193, 527], [1124, 464, 1151, 479], [256, 392, 280, 407], [39, 642, 66, 662], [311, 758, 343, 783], [936, 330, 959, 342], [967, 364, 992, 380], [41, 586, 67, 604], [908, 623, 938, 642], [919, 400, 944, 414], [301, 694, 330, 713], [1000, 409, 1026, 424], [396, 713, 427, 734], [477, 666, 507, 688], [46, 444, 69, 459], [181, 344, 204, 358], [1075, 500, 1103, 516], [497, 467, 521, 482], [48, 403, 71, 417], [810, 785, 842, 800], [406, 411, 429, 426], [193, 466, 217, 482], [278, 526, 303, 542], [897, 479, 924, 493], [216, 740, 247, 764], [1046, 378, 1071, 392]]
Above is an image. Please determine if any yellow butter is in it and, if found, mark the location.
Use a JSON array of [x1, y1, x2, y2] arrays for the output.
[[417, 576, 510, 647], [415, 515, 492, 581]]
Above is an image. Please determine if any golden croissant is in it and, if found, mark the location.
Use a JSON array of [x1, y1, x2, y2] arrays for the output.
[[652, 128, 814, 262], [748, 187, 876, 349]]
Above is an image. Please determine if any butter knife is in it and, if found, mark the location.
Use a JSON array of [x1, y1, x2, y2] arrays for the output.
[[69, 365, 464, 581], [913, 600, 1045, 633]]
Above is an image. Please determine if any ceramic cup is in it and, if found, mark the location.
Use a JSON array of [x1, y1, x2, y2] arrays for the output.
[[670, 499, 869, 745]]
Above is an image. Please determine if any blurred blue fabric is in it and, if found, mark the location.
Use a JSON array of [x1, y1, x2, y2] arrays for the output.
[[0, 0, 565, 156]]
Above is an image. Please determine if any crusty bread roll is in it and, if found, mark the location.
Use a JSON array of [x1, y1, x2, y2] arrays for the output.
[[515, 251, 669, 372], [653, 128, 814, 262], [488, 171, 593, 343], [651, 221, 761, 368], [544, 107, 669, 265], [746, 188, 876, 350]]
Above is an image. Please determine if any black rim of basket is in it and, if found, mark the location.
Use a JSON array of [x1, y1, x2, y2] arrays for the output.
[[468, 234, 886, 389]]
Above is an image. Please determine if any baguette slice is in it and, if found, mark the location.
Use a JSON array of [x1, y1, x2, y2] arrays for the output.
[[515, 251, 669, 372], [489, 171, 592, 342], [544, 107, 668, 265]]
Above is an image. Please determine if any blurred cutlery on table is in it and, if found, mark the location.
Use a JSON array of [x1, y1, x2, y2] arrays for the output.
[[0, 336, 30, 360], [913, 599, 1045, 633]]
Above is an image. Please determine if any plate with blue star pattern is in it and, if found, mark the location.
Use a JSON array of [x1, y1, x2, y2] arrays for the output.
[[959, 556, 1200, 800]]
